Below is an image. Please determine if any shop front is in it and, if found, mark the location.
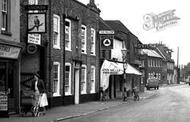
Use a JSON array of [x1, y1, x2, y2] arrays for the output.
[[0, 44, 21, 117], [100, 60, 142, 100]]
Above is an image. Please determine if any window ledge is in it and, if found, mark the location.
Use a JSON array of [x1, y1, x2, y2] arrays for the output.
[[65, 93, 72, 96], [53, 46, 61, 50], [1, 30, 12, 36]]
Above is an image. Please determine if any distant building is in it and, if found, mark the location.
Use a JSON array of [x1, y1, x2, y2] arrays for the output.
[[154, 43, 175, 84], [139, 49, 163, 86]]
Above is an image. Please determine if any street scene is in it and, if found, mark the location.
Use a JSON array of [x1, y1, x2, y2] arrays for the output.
[[1, 0, 190, 122]]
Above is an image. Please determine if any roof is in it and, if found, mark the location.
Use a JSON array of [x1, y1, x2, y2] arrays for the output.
[[156, 46, 174, 62], [104, 20, 131, 34], [99, 18, 113, 30], [141, 49, 163, 58], [104, 20, 142, 44]]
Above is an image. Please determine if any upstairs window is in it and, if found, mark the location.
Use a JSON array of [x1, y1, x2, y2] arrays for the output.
[[1, 0, 9, 32], [65, 19, 71, 51], [90, 28, 96, 55], [81, 25, 87, 54], [53, 14, 60, 49]]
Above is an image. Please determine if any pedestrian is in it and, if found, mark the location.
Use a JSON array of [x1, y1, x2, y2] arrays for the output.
[[100, 87, 106, 101], [31, 73, 47, 115], [123, 87, 127, 101]]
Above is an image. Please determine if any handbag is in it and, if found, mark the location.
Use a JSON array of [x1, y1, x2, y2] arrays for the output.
[[39, 93, 48, 107]]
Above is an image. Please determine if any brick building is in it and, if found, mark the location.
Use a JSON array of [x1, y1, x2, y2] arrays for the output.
[[20, 0, 100, 108], [139, 49, 163, 86]]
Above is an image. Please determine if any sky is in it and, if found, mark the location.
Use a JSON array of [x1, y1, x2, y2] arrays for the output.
[[78, 0, 190, 66]]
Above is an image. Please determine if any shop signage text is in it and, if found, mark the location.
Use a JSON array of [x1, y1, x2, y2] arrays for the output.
[[0, 44, 20, 59], [28, 34, 41, 45]]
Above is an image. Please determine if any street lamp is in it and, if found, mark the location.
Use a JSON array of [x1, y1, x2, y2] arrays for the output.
[[121, 48, 128, 97]]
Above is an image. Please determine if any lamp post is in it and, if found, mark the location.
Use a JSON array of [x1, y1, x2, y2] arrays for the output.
[[121, 48, 128, 95]]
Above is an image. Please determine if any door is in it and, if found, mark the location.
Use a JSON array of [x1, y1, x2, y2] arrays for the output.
[[0, 61, 15, 114], [74, 69, 80, 104]]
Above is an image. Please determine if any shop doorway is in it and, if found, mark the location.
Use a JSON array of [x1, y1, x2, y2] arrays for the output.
[[0, 61, 15, 114], [74, 68, 80, 104]]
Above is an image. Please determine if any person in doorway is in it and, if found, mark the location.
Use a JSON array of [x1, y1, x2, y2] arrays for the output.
[[31, 73, 46, 115]]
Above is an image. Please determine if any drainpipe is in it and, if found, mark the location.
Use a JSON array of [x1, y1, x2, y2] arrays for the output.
[[48, 0, 52, 107]]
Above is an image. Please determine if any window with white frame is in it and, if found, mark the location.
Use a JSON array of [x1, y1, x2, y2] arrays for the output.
[[65, 63, 71, 95], [53, 62, 60, 96], [29, 0, 38, 5], [1, 0, 9, 31], [90, 66, 95, 93], [90, 28, 96, 55], [65, 19, 71, 51], [81, 65, 87, 94], [53, 14, 60, 49], [81, 25, 87, 53]]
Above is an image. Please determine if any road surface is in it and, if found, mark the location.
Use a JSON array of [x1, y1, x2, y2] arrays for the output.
[[62, 85, 190, 122]]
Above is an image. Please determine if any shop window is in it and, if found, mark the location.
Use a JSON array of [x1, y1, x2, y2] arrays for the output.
[[81, 65, 87, 94], [53, 14, 60, 49], [90, 66, 95, 93], [65, 19, 71, 51], [90, 28, 96, 55], [81, 25, 87, 54], [53, 62, 60, 96], [65, 63, 71, 95]]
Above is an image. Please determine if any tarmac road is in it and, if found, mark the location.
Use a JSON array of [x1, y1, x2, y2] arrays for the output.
[[62, 85, 190, 122]]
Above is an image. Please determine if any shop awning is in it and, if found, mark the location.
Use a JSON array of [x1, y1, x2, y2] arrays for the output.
[[100, 60, 142, 91], [125, 63, 142, 75]]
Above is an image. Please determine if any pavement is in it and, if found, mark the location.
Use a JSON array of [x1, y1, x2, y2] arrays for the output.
[[0, 90, 156, 122]]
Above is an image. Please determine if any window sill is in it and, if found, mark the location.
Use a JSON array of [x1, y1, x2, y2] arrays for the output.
[[65, 93, 72, 96], [53, 46, 61, 49], [1, 30, 12, 36], [65, 49, 72, 51], [81, 92, 87, 95], [53, 93, 61, 97]]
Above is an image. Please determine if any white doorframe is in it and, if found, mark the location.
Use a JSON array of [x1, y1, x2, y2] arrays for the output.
[[74, 69, 80, 104]]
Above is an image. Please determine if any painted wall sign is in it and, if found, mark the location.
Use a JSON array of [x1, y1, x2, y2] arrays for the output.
[[28, 34, 41, 45], [25, 5, 48, 10], [0, 44, 21, 59], [28, 13, 46, 33], [99, 30, 115, 34]]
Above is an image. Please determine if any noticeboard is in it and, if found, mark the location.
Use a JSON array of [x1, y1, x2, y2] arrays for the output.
[[0, 92, 8, 111]]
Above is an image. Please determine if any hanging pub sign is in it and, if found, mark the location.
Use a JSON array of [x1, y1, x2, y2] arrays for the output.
[[99, 30, 114, 50], [28, 13, 46, 33]]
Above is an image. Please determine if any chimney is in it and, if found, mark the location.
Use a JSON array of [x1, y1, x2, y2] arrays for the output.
[[87, 0, 100, 13]]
